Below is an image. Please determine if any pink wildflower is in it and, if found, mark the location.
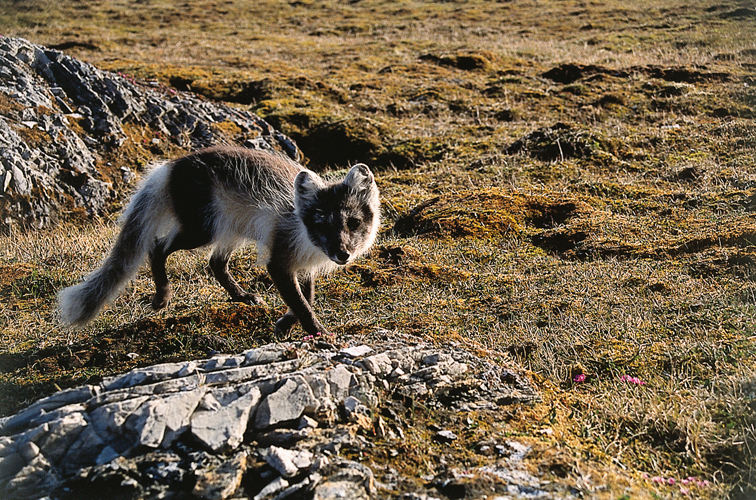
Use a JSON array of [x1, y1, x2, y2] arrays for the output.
[[620, 375, 646, 385], [573, 373, 586, 383], [667, 478, 676, 485]]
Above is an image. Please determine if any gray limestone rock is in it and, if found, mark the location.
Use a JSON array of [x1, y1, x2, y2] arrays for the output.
[[253, 377, 318, 430], [253, 476, 289, 500], [191, 387, 261, 453], [35, 412, 87, 463], [313, 459, 376, 500], [126, 388, 206, 448], [262, 446, 314, 478], [361, 352, 393, 376], [0, 334, 550, 500], [326, 364, 357, 400], [244, 345, 291, 366], [339, 345, 373, 358], [0, 37, 300, 230]]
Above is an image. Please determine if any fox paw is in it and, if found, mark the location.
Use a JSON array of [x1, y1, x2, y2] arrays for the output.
[[152, 289, 172, 310], [274, 313, 298, 335], [233, 293, 267, 307]]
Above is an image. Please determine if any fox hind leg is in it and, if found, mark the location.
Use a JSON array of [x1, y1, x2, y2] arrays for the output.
[[150, 230, 211, 309], [209, 249, 267, 306]]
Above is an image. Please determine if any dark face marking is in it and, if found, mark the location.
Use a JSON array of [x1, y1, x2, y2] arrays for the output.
[[300, 184, 375, 265]]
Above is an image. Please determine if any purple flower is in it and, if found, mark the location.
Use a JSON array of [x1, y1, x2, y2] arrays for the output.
[[620, 375, 646, 385], [573, 373, 586, 383]]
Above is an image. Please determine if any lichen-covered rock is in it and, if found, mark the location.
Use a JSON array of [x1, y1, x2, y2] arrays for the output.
[[0, 331, 558, 500], [0, 37, 299, 230]]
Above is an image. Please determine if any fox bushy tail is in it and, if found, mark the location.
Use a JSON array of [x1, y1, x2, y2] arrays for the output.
[[58, 166, 175, 326]]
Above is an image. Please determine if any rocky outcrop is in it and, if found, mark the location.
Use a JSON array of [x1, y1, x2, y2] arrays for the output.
[[0, 332, 575, 500], [0, 37, 299, 230]]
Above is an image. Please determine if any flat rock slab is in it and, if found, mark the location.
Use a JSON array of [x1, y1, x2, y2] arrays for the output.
[[0, 331, 568, 500]]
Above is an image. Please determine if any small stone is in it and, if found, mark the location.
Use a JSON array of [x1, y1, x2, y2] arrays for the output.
[[18, 441, 39, 462], [421, 353, 451, 365], [433, 430, 458, 444], [361, 353, 392, 376], [253, 377, 317, 430], [262, 446, 313, 478], [339, 345, 373, 358], [298, 415, 319, 430], [95, 446, 120, 465], [244, 345, 288, 365], [326, 365, 356, 400], [191, 388, 261, 453]]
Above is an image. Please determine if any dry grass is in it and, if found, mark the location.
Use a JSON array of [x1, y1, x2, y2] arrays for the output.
[[1, 0, 756, 498]]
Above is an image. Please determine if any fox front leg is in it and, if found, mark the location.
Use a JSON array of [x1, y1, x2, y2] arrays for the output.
[[267, 264, 327, 336], [209, 249, 267, 306]]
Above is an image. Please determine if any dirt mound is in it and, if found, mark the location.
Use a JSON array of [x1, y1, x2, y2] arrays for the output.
[[393, 190, 592, 238], [505, 123, 599, 162], [420, 51, 497, 71], [542, 63, 627, 84]]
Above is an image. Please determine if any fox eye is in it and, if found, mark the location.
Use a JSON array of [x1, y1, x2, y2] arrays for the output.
[[346, 217, 361, 231], [313, 212, 329, 226]]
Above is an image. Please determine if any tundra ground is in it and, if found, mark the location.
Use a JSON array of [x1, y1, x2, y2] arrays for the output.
[[1, 0, 755, 498]]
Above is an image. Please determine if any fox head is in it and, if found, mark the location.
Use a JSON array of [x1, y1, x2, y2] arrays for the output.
[[295, 164, 380, 265]]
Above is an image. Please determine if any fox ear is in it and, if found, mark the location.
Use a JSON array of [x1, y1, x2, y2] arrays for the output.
[[294, 170, 322, 210], [344, 163, 374, 191]]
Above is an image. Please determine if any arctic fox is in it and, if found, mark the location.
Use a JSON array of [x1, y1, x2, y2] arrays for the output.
[[58, 146, 380, 336]]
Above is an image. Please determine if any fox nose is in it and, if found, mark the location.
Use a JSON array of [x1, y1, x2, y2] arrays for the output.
[[334, 250, 350, 265]]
